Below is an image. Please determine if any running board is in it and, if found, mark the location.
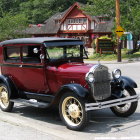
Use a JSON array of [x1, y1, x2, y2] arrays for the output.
[[85, 95, 140, 111], [10, 99, 50, 108]]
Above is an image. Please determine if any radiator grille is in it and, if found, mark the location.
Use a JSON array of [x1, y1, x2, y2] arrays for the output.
[[93, 65, 111, 100]]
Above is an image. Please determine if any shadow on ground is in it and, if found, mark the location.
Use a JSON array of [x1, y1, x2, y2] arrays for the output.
[[12, 104, 140, 134]]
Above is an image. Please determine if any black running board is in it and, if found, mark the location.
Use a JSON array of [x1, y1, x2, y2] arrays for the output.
[[10, 98, 50, 108]]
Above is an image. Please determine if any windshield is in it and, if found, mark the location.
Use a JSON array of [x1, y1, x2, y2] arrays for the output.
[[44, 41, 88, 61]]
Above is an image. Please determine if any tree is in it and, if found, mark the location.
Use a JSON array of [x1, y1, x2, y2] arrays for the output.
[[0, 0, 28, 17], [0, 13, 28, 41], [85, 0, 140, 38], [120, 0, 140, 37], [85, 0, 115, 17], [19, 0, 88, 24]]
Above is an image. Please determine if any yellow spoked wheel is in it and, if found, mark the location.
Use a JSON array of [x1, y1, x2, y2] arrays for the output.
[[62, 96, 83, 126], [0, 85, 9, 108], [59, 92, 88, 131], [0, 84, 14, 112]]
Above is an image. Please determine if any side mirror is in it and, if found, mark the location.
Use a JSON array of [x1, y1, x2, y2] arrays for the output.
[[33, 48, 39, 54]]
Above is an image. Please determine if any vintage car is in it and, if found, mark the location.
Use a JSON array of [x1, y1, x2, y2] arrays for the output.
[[0, 37, 139, 131]]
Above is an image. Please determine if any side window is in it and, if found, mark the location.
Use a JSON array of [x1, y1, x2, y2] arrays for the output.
[[22, 45, 41, 63], [4, 46, 20, 62]]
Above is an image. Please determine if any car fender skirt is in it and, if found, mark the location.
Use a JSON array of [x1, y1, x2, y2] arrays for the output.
[[0, 75, 18, 98], [58, 84, 89, 98], [120, 76, 137, 89]]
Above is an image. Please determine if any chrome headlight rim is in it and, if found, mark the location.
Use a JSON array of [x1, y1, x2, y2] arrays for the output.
[[112, 69, 121, 79], [86, 72, 95, 83]]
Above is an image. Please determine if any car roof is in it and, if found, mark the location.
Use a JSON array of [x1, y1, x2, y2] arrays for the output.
[[0, 37, 81, 46]]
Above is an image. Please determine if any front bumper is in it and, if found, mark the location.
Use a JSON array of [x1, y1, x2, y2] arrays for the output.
[[85, 95, 140, 111]]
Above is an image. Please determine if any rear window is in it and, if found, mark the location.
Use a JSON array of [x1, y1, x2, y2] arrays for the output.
[[4, 46, 20, 62], [22, 45, 41, 63], [4, 45, 41, 63]]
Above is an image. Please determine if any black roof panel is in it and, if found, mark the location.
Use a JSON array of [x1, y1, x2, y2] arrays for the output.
[[0, 37, 80, 46]]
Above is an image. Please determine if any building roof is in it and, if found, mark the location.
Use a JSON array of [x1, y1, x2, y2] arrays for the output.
[[44, 8, 70, 23], [26, 9, 70, 35], [0, 37, 80, 46], [94, 20, 114, 33]]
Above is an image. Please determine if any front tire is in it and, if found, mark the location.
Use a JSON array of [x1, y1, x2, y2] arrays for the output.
[[59, 92, 89, 131], [110, 88, 138, 117], [0, 84, 14, 112]]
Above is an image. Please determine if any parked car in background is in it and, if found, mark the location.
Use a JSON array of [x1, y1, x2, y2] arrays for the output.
[[137, 40, 140, 47], [0, 37, 139, 131]]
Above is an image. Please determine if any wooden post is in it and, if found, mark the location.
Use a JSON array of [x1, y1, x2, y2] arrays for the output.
[[116, 0, 121, 62]]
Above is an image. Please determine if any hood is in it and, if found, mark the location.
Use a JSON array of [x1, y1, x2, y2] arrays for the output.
[[46, 62, 95, 91], [57, 62, 94, 75], [54, 62, 94, 86]]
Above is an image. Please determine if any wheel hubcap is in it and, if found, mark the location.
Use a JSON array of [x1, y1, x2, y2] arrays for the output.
[[0, 86, 9, 108], [62, 96, 83, 126], [68, 104, 80, 118]]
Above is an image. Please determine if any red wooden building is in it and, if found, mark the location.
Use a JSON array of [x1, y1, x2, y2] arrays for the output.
[[25, 2, 113, 48]]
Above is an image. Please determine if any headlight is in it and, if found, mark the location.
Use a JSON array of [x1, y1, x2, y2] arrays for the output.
[[87, 73, 95, 83], [112, 69, 121, 79]]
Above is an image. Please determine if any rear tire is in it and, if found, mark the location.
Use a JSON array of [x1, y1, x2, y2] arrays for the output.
[[110, 88, 138, 117], [0, 83, 14, 112], [59, 92, 89, 131]]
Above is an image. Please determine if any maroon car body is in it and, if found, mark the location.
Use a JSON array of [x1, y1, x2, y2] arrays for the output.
[[0, 37, 139, 131]]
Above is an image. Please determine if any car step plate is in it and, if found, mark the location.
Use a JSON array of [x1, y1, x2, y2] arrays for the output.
[[10, 98, 49, 108]]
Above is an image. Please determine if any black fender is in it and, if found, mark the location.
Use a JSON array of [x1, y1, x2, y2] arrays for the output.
[[111, 76, 137, 98], [53, 84, 89, 105], [0, 75, 18, 98], [120, 76, 137, 89], [58, 83, 89, 97]]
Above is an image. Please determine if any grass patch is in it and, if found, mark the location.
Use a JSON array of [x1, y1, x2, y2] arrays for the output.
[[88, 49, 140, 61]]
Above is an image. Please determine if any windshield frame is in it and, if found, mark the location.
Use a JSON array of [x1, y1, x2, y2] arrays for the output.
[[44, 41, 88, 62]]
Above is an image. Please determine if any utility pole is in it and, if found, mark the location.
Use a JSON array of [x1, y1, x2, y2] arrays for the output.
[[116, 0, 121, 62]]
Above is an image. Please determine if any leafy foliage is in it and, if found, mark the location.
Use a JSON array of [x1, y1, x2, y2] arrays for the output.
[[85, 0, 115, 17], [20, 0, 88, 24], [0, 13, 28, 41], [85, 0, 140, 37], [120, 0, 140, 36]]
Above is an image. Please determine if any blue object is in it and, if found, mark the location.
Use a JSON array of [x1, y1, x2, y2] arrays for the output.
[[127, 33, 133, 41]]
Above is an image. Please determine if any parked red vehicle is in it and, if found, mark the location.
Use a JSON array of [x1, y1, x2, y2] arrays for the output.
[[0, 37, 139, 131]]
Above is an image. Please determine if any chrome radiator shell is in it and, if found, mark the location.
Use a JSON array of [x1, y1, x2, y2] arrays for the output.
[[86, 64, 111, 100]]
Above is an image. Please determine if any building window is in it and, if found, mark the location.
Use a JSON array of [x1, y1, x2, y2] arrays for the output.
[[68, 18, 87, 24], [83, 18, 87, 23], [79, 18, 83, 23], [75, 18, 79, 23], [68, 19, 71, 24], [55, 20, 60, 24], [99, 17, 109, 22], [69, 19, 75, 24]]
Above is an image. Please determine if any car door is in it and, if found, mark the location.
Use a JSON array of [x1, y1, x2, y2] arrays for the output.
[[2, 44, 48, 93], [20, 44, 48, 93], [2, 45, 23, 89]]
